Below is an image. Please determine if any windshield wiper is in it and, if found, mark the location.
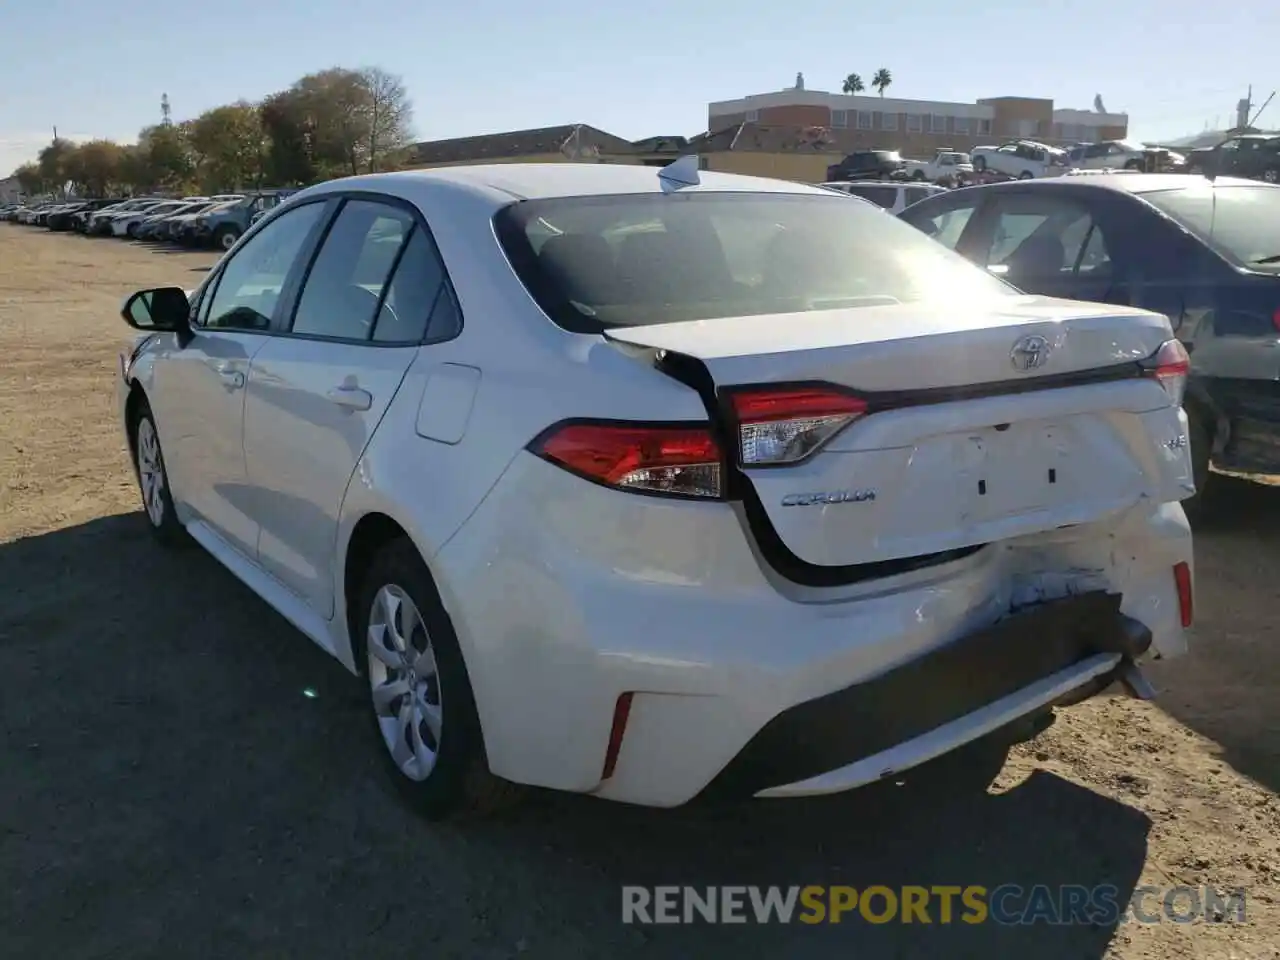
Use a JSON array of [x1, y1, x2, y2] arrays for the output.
[[1251, 254, 1280, 264]]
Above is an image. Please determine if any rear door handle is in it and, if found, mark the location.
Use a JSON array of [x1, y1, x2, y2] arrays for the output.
[[325, 385, 373, 412]]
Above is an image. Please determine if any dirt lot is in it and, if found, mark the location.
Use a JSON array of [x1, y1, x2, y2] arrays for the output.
[[1, 223, 1278, 960]]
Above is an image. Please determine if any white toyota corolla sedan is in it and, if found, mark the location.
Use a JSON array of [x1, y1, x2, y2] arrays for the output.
[[115, 160, 1195, 819]]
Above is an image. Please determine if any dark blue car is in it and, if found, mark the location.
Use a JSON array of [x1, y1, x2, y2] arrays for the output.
[[898, 173, 1280, 509]]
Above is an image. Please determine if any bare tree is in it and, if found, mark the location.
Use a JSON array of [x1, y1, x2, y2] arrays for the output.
[[361, 67, 413, 173]]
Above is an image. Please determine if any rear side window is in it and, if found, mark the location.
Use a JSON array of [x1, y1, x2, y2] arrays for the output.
[[494, 192, 1013, 333], [291, 200, 413, 340], [1142, 185, 1280, 271]]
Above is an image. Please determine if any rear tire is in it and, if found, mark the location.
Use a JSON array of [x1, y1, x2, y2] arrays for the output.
[[354, 537, 523, 820], [213, 225, 240, 251], [1018, 170, 1034, 180], [974, 156, 987, 172], [1263, 167, 1279, 184]]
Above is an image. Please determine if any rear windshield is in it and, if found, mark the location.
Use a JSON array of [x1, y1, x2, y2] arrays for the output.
[[494, 192, 1015, 332], [844, 185, 897, 208], [1142, 185, 1280, 271]]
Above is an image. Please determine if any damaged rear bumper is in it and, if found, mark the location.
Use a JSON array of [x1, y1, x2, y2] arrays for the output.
[[702, 592, 1151, 801]]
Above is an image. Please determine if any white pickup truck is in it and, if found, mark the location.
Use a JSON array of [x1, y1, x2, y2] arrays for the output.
[[903, 149, 974, 183]]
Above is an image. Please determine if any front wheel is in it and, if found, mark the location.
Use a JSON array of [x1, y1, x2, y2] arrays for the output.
[[1018, 170, 1034, 180], [973, 156, 987, 172], [355, 538, 522, 820], [132, 404, 187, 546], [1263, 167, 1279, 184]]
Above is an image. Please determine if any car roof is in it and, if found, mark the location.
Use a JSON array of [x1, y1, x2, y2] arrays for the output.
[[954, 173, 1266, 197], [291, 164, 837, 207]]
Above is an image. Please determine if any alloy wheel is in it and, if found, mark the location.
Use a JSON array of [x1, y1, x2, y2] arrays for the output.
[[367, 584, 443, 782], [136, 418, 166, 527]]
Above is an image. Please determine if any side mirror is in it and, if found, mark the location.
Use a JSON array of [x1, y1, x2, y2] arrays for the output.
[[121, 286, 191, 338]]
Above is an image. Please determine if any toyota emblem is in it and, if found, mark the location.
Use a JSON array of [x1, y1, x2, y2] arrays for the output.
[[1010, 334, 1052, 371]]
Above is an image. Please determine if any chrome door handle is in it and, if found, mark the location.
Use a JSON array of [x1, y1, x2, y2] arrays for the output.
[[216, 367, 245, 389], [325, 385, 373, 412]]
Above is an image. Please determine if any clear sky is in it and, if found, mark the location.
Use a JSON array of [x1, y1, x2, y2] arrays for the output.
[[0, 0, 1272, 175]]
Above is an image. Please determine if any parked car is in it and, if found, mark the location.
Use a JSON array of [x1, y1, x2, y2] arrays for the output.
[[1064, 140, 1172, 173], [84, 197, 161, 235], [115, 162, 1194, 819], [1185, 134, 1280, 183], [898, 173, 1280, 508], [904, 150, 975, 184], [971, 140, 1068, 179], [821, 180, 947, 213], [0, 203, 23, 221], [67, 198, 127, 232], [825, 149, 908, 182], [134, 199, 212, 241], [165, 198, 241, 244], [193, 190, 298, 250], [50, 198, 118, 231], [111, 199, 199, 239]]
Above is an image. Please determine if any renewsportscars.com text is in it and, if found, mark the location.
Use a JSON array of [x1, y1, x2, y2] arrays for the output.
[[621, 884, 1247, 926]]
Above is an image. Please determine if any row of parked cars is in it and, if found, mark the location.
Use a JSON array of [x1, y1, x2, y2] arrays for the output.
[[826, 136, 1280, 188], [0, 189, 298, 250]]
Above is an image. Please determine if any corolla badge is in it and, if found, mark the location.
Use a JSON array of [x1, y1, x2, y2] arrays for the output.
[[781, 490, 877, 507], [1010, 334, 1052, 371]]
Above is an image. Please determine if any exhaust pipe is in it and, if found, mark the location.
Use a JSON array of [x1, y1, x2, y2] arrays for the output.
[[1117, 659, 1157, 700]]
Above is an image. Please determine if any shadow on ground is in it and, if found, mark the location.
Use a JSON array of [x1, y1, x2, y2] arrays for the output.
[[1150, 474, 1280, 795], [0, 514, 1157, 959]]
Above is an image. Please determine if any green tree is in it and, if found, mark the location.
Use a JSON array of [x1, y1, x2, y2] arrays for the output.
[[872, 68, 893, 97], [37, 138, 77, 195], [13, 162, 44, 195], [841, 73, 864, 95], [259, 90, 318, 186], [65, 140, 124, 196], [189, 102, 267, 192], [138, 123, 194, 192], [112, 146, 145, 194]]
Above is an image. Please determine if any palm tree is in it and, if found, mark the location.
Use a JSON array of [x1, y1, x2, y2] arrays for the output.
[[872, 68, 892, 97], [841, 73, 864, 95]]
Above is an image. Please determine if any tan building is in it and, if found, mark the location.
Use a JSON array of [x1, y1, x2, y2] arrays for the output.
[[708, 81, 1129, 158]]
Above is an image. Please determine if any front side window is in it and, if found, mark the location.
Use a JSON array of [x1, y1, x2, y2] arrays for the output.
[[202, 201, 328, 331], [495, 192, 1013, 333], [904, 201, 980, 249]]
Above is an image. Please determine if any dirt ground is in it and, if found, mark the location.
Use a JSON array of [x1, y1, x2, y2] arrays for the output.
[[1, 223, 1278, 960]]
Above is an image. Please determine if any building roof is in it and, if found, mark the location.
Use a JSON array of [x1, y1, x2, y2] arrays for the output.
[[689, 122, 852, 154], [631, 135, 690, 153], [410, 124, 636, 165]]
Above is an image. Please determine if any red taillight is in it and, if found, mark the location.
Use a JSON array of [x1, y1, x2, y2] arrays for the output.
[[533, 422, 723, 498], [601, 692, 633, 780], [729, 386, 867, 466], [1272, 307, 1280, 334], [1173, 561, 1193, 628], [1142, 339, 1191, 406]]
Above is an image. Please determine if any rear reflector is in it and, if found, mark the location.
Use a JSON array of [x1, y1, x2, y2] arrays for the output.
[[532, 422, 723, 498], [1142, 339, 1191, 407], [1173, 561, 1193, 628], [601, 692, 633, 780], [729, 387, 868, 466]]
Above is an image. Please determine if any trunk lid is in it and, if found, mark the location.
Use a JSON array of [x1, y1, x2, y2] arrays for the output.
[[605, 296, 1193, 568]]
